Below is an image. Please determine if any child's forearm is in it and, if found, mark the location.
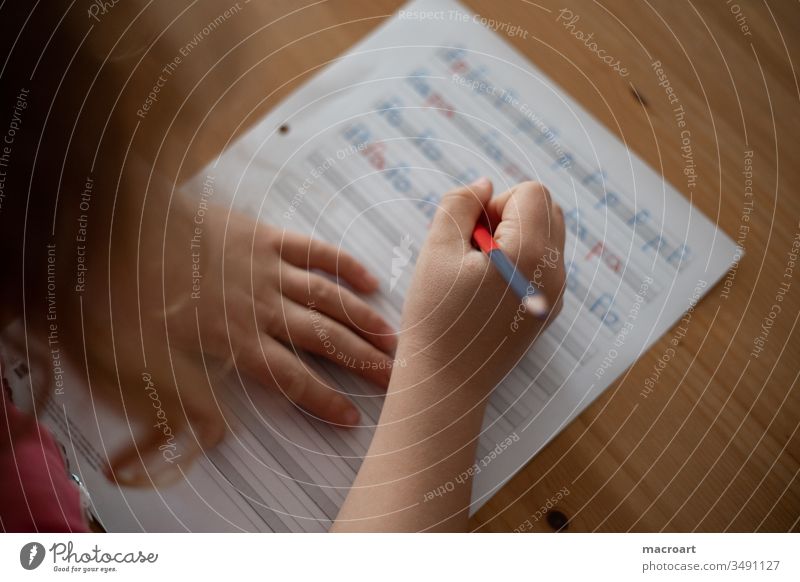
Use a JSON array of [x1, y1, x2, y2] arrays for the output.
[[331, 361, 489, 532], [332, 179, 565, 532]]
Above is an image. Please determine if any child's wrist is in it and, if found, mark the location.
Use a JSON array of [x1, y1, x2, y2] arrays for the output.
[[388, 345, 492, 409]]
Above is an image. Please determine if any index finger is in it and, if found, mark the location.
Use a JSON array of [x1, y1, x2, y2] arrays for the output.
[[275, 231, 379, 293], [489, 181, 563, 249]]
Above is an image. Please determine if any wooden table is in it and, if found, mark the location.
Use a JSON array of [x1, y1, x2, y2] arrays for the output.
[[153, 0, 799, 532]]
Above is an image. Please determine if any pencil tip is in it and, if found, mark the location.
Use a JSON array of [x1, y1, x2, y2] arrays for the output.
[[523, 294, 549, 318]]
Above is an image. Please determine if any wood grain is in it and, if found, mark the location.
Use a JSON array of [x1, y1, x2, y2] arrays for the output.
[[156, 0, 799, 532]]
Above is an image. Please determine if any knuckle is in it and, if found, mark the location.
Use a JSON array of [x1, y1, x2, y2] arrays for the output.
[[518, 180, 551, 201], [367, 311, 386, 331], [259, 306, 283, 334], [347, 293, 372, 324], [311, 239, 335, 262], [443, 187, 475, 207], [256, 223, 281, 251], [313, 279, 333, 304], [282, 369, 309, 403], [253, 265, 276, 297]]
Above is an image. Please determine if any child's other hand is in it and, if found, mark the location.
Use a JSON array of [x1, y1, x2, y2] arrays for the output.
[[396, 178, 565, 395], [82, 204, 397, 485], [168, 209, 398, 424]]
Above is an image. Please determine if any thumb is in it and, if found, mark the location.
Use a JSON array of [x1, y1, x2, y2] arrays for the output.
[[429, 177, 493, 245]]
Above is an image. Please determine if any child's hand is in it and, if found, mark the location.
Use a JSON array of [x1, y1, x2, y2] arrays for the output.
[[395, 179, 565, 396], [334, 179, 566, 531], [166, 208, 398, 423], [76, 201, 397, 485]]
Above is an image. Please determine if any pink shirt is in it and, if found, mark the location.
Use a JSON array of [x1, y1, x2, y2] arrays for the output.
[[1, 377, 88, 532]]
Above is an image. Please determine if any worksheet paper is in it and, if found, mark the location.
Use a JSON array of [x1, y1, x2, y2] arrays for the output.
[[33, 0, 737, 531]]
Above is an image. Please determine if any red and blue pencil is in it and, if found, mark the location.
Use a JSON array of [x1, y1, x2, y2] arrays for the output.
[[472, 222, 549, 318]]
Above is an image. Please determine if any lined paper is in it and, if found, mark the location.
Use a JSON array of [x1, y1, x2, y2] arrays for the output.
[[25, 0, 737, 531]]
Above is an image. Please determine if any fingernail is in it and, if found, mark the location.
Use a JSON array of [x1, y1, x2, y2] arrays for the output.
[[108, 460, 146, 486], [342, 407, 360, 426], [469, 177, 491, 190]]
